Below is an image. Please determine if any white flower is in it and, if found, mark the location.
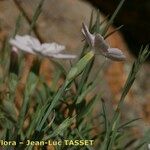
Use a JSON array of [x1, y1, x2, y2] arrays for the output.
[[82, 23, 126, 61], [9, 35, 76, 59]]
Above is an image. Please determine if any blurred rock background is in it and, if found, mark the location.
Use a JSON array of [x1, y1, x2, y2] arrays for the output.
[[0, 0, 149, 137]]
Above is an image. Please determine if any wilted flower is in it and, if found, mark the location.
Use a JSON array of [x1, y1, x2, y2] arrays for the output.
[[82, 23, 126, 61], [9, 35, 76, 59]]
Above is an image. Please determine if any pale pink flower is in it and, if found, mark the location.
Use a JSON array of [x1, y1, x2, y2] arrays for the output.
[[9, 35, 76, 59], [82, 23, 126, 61]]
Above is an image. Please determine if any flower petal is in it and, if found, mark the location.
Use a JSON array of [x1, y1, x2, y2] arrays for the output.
[[82, 23, 95, 47], [9, 35, 75, 60], [105, 48, 126, 61], [41, 43, 65, 54], [9, 38, 35, 54], [48, 53, 76, 59], [15, 35, 30, 45], [16, 35, 41, 51], [28, 36, 41, 51], [94, 34, 109, 53]]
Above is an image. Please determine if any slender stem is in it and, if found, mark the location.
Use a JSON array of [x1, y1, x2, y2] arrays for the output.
[[13, 0, 43, 42], [37, 81, 69, 131], [101, 0, 126, 36]]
